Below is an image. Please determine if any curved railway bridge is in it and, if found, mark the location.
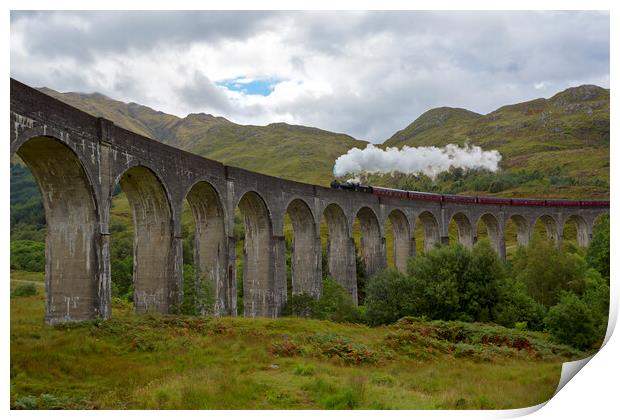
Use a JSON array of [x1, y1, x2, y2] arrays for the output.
[[10, 78, 609, 324]]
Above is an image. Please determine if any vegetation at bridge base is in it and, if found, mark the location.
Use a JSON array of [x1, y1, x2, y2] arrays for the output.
[[177, 266, 217, 316], [364, 242, 546, 331], [9, 195, 610, 354], [363, 214, 609, 352], [511, 238, 591, 307], [586, 213, 610, 280], [283, 278, 363, 323]]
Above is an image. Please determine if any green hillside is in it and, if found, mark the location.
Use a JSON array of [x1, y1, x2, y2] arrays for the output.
[[37, 84, 609, 198], [38, 88, 367, 186], [379, 85, 609, 198]]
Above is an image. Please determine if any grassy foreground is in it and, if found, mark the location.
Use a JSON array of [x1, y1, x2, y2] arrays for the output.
[[11, 272, 583, 410]]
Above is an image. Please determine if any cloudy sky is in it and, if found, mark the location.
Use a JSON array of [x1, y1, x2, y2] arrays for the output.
[[10, 11, 609, 143]]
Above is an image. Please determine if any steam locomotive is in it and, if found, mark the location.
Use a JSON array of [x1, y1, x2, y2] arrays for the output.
[[329, 180, 609, 208]]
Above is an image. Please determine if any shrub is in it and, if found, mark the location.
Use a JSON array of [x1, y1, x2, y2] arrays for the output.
[[355, 253, 368, 304], [10, 240, 45, 272], [284, 293, 315, 318], [512, 238, 588, 307], [405, 244, 465, 320], [281, 278, 361, 323], [11, 283, 37, 298], [388, 316, 581, 360], [179, 265, 216, 316], [461, 240, 506, 322], [492, 279, 546, 331], [586, 214, 609, 281], [581, 269, 609, 346], [544, 292, 596, 350], [269, 339, 301, 357], [309, 333, 378, 365], [109, 232, 133, 300], [312, 277, 362, 323], [365, 269, 416, 326], [404, 241, 505, 322]]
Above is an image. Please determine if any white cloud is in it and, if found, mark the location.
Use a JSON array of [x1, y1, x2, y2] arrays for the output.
[[10, 11, 609, 143], [333, 144, 502, 179]]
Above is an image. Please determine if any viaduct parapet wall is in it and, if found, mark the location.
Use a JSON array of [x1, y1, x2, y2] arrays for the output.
[[9, 78, 609, 324]]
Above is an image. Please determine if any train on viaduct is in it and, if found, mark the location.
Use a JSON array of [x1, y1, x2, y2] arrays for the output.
[[9, 78, 609, 324]]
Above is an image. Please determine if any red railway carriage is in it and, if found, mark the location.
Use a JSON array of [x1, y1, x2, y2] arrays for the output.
[[407, 191, 443, 202], [580, 200, 610, 207], [477, 196, 512, 205], [545, 199, 580, 207], [443, 194, 477, 204], [372, 186, 409, 199], [511, 198, 546, 206], [335, 181, 608, 209]]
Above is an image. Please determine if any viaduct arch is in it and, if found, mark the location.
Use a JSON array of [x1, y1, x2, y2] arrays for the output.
[[10, 78, 609, 324]]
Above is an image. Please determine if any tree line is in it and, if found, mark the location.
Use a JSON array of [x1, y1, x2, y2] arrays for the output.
[[287, 214, 610, 352]]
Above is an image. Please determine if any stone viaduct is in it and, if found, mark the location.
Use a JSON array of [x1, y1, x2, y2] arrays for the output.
[[10, 78, 609, 324]]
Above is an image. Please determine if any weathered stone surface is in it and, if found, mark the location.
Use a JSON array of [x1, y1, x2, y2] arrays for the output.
[[9, 78, 609, 324]]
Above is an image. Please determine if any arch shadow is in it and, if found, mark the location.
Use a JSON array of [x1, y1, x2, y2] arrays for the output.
[[237, 191, 274, 317], [386, 209, 411, 272], [184, 180, 229, 315], [286, 198, 320, 297], [16, 135, 102, 323], [321, 203, 356, 302], [416, 211, 440, 252], [116, 165, 176, 314]]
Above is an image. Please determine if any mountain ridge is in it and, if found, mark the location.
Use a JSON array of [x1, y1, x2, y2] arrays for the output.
[[36, 86, 368, 185], [35, 84, 609, 197]]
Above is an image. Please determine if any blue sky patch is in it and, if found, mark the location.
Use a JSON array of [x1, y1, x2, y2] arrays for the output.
[[216, 77, 280, 96]]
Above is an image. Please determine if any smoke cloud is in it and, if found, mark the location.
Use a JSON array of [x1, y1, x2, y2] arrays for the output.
[[333, 144, 502, 179]]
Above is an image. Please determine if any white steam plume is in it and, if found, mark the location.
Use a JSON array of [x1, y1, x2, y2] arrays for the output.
[[333, 144, 502, 179]]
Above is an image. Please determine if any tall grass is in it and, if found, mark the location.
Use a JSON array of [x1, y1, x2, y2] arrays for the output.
[[10, 271, 576, 410]]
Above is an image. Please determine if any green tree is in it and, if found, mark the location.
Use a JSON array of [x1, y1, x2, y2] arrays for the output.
[[312, 277, 361, 323], [581, 268, 609, 346], [406, 244, 465, 320], [364, 269, 415, 326], [512, 238, 588, 307], [10, 240, 45, 272], [283, 293, 316, 318], [544, 292, 596, 350], [586, 214, 609, 281], [355, 252, 367, 305], [405, 241, 506, 322], [460, 240, 506, 322], [179, 265, 216, 316], [492, 279, 546, 331], [109, 231, 134, 300]]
